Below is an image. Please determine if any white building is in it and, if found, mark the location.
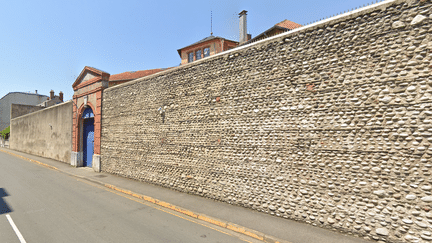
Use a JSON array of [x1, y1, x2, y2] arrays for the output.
[[0, 92, 49, 131]]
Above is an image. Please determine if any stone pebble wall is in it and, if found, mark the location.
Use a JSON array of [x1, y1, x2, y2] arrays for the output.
[[101, 0, 432, 242]]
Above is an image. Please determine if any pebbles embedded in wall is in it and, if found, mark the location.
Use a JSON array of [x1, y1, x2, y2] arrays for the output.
[[102, 0, 432, 242]]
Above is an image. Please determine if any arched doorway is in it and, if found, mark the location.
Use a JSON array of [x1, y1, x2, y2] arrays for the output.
[[82, 107, 94, 167], [71, 66, 108, 171]]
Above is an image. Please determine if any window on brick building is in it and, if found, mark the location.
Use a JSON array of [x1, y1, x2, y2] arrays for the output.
[[188, 52, 194, 63], [204, 47, 210, 57], [196, 50, 202, 60]]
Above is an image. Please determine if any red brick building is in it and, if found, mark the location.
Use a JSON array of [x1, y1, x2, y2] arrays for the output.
[[177, 36, 238, 65]]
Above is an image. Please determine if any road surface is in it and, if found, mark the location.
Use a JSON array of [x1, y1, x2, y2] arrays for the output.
[[0, 151, 260, 243]]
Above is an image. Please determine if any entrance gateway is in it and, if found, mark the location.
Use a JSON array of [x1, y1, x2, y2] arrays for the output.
[[82, 107, 94, 167], [71, 66, 109, 171]]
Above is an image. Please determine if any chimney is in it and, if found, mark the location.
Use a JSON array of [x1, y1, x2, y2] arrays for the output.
[[50, 90, 54, 100], [59, 91, 63, 102], [239, 10, 248, 44], [35, 90, 38, 94]]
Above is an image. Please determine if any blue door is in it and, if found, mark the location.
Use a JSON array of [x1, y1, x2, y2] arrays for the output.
[[83, 118, 94, 167]]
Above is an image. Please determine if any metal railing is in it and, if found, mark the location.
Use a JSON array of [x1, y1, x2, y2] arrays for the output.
[[303, 0, 388, 26]]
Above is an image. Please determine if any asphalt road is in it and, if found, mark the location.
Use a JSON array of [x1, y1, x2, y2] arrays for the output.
[[0, 151, 260, 243]]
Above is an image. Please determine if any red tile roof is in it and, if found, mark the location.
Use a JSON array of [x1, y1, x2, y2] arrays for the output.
[[275, 20, 302, 30], [109, 68, 168, 81], [241, 19, 302, 46]]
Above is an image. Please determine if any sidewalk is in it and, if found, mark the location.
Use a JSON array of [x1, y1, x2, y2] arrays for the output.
[[0, 148, 372, 243]]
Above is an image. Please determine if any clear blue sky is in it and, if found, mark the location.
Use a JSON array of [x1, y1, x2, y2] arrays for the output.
[[0, 0, 376, 101]]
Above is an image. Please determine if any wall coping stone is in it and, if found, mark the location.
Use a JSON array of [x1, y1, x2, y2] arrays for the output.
[[104, 0, 409, 94], [10, 100, 72, 121]]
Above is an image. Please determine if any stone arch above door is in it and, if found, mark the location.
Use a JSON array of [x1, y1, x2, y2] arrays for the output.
[[71, 66, 109, 172]]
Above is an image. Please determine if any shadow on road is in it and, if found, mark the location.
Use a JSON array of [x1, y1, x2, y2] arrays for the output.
[[0, 188, 12, 214]]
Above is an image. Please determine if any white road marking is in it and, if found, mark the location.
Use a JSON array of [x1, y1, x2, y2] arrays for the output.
[[6, 214, 27, 243]]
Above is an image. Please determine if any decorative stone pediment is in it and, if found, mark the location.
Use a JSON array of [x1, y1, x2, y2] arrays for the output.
[[81, 72, 97, 83], [72, 66, 110, 90]]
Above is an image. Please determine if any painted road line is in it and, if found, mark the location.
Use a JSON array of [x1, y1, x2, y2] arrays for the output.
[[102, 183, 283, 242], [6, 214, 27, 243], [0, 149, 58, 171], [0, 148, 288, 243], [75, 177, 256, 243]]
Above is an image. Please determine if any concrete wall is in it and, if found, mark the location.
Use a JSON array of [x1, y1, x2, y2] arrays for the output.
[[10, 101, 73, 163], [101, 0, 432, 242], [10, 104, 43, 119], [0, 92, 48, 131]]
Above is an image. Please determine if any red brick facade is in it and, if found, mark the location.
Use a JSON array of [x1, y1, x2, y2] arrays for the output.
[[177, 36, 238, 65], [72, 67, 109, 167]]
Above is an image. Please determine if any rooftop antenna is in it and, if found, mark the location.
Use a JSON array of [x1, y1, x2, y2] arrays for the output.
[[211, 11, 213, 36]]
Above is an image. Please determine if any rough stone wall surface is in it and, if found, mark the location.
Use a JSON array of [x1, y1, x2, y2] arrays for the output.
[[10, 101, 73, 163], [101, 0, 432, 242], [10, 104, 43, 120]]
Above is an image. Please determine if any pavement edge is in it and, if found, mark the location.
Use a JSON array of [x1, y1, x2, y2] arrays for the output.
[[0, 149, 59, 171], [0, 148, 290, 243]]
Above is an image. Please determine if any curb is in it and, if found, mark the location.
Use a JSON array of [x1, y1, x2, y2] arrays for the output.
[[0, 148, 290, 243], [101, 183, 289, 243], [0, 149, 59, 171]]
